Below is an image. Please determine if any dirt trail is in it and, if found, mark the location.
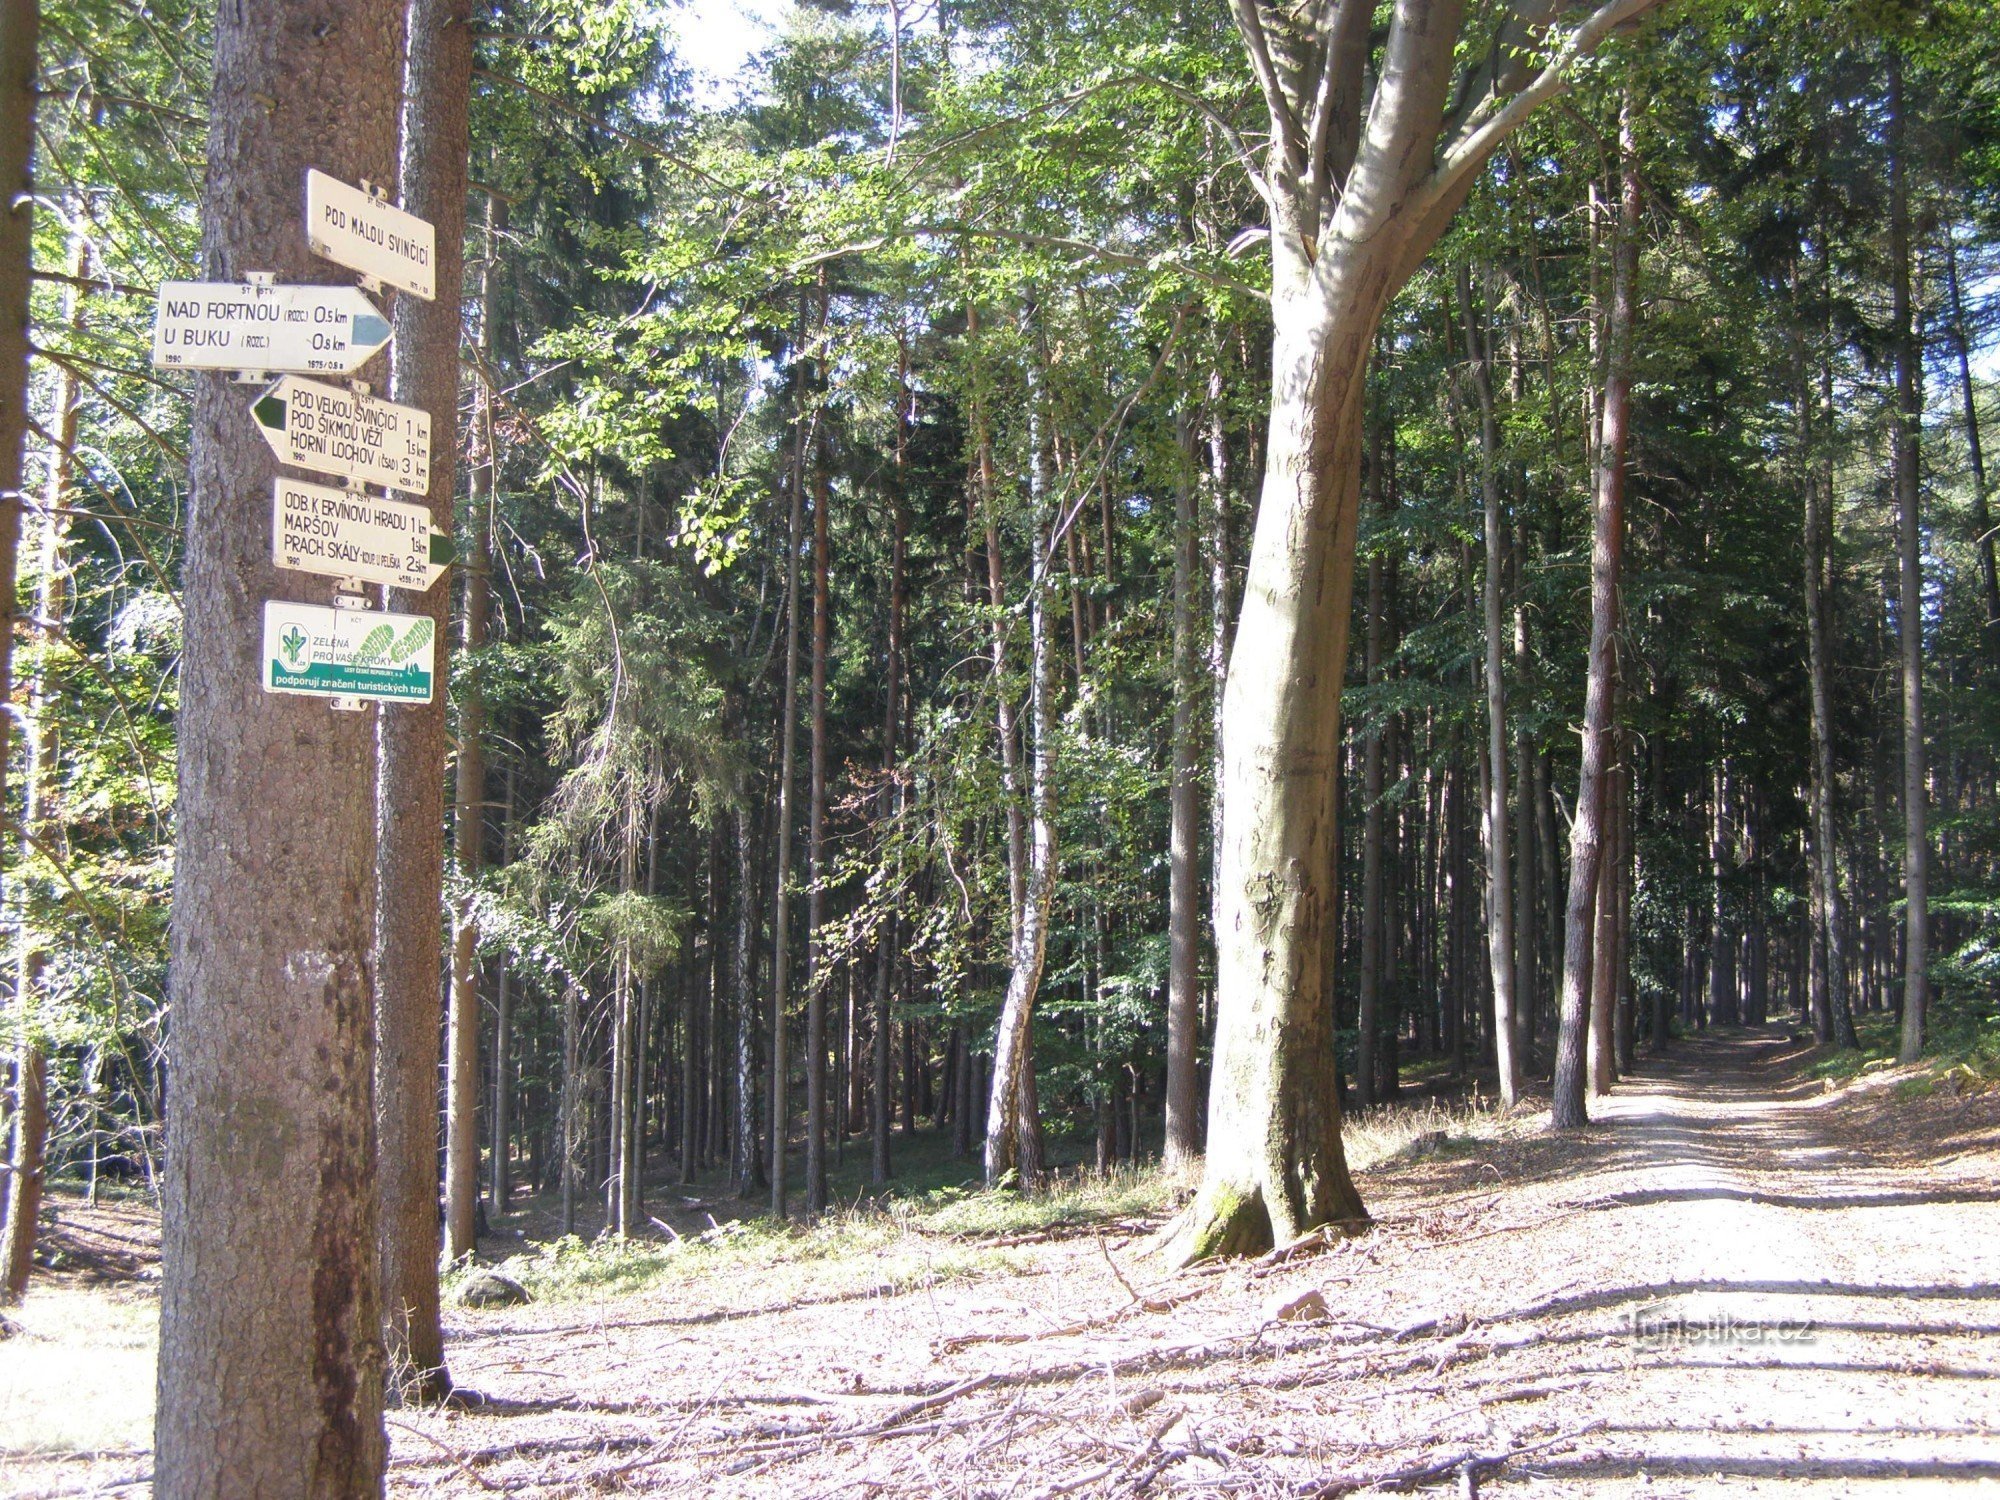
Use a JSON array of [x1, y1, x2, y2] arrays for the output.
[[1454, 1032, 2000, 1492], [6, 1030, 1999, 1496]]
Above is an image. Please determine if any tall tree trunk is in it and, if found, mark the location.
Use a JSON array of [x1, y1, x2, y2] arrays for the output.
[[1709, 762, 1740, 1027], [445, 194, 500, 1266], [1800, 300, 1857, 1049], [1552, 100, 1639, 1130], [1356, 422, 1389, 1111], [1207, 362, 1234, 943], [1588, 718, 1622, 1094], [985, 313, 1056, 1187], [1177, 0, 1661, 1258], [559, 980, 580, 1235], [376, 0, 471, 1396], [1460, 265, 1522, 1106], [157, 0, 401, 1488], [1, 219, 76, 1305], [0, 0, 37, 1307], [872, 344, 909, 1185], [733, 790, 761, 1196], [805, 325, 832, 1213], [1889, 53, 1929, 1063], [489, 769, 515, 1215], [768, 370, 806, 1218], [1165, 411, 1202, 1165], [1944, 232, 2000, 665]]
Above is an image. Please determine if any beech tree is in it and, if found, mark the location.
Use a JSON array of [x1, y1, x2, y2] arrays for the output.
[[1174, 0, 1666, 1259]]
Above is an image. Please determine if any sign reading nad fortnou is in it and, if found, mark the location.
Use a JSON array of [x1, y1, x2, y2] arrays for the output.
[[262, 601, 436, 704]]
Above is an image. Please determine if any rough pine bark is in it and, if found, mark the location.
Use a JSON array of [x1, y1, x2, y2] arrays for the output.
[[1552, 97, 1639, 1131], [445, 194, 500, 1266], [1944, 232, 2000, 665], [157, 1, 402, 1489], [1888, 53, 1929, 1063], [805, 374, 831, 1216], [768, 378, 806, 1218], [1, 222, 77, 1305], [0, 0, 37, 1307], [376, 0, 471, 1395]]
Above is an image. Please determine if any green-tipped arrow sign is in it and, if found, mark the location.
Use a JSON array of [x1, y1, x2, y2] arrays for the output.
[[272, 477, 447, 591], [251, 375, 430, 495]]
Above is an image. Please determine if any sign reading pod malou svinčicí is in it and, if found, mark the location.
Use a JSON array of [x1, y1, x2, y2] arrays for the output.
[[262, 600, 436, 704], [306, 169, 436, 300]]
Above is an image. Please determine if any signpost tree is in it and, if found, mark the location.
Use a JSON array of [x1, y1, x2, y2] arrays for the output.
[[158, 0, 405, 1490]]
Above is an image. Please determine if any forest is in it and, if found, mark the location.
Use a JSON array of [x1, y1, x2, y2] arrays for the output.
[[2, 0, 1999, 1493]]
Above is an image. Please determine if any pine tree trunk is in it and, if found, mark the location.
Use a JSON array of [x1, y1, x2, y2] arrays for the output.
[[157, 0, 401, 1486], [1889, 54, 1929, 1063], [1, 219, 76, 1305], [768, 371, 806, 1218], [1552, 100, 1639, 1131], [872, 356, 908, 1185], [376, 0, 470, 1393], [733, 794, 762, 1196], [0, 0, 38, 1308], [1944, 233, 2000, 665], [1357, 424, 1388, 1111], [805, 340, 831, 1214], [445, 195, 500, 1267]]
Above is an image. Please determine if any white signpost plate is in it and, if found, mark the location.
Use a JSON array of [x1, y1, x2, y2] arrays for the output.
[[151, 281, 392, 374], [272, 478, 446, 592], [306, 169, 436, 300], [263, 600, 436, 704], [253, 375, 430, 495]]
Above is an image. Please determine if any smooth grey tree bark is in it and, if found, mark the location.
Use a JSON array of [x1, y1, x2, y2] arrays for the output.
[[1177, 0, 1663, 1256], [157, 0, 403, 1489]]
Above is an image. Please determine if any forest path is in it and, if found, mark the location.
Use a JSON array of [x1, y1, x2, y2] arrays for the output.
[[7, 1028, 2000, 1497], [1492, 1029, 2000, 1492]]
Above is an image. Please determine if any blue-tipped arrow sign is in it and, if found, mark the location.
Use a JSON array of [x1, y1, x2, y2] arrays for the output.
[[151, 280, 393, 375]]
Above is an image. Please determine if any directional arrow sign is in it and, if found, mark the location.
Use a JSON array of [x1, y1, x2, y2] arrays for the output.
[[252, 375, 430, 496], [306, 169, 435, 300], [263, 600, 436, 704], [272, 477, 446, 592], [152, 281, 392, 375]]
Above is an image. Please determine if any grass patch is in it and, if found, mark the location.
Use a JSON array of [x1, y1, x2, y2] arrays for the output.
[[459, 1158, 1185, 1307], [1345, 1091, 1520, 1173]]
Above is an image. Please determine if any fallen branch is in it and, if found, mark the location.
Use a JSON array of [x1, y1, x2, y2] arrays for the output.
[[1302, 1420, 1607, 1496]]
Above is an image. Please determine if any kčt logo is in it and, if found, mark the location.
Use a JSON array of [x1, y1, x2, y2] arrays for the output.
[[279, 624, 308, 667]]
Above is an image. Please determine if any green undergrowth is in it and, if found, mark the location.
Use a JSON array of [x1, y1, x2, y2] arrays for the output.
[[1806, 990, 2000, 1093], [459, 1151, 1190, 1307]]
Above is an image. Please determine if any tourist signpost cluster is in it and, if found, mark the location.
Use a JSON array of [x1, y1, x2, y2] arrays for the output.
[[151, 172, 443, 707]]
